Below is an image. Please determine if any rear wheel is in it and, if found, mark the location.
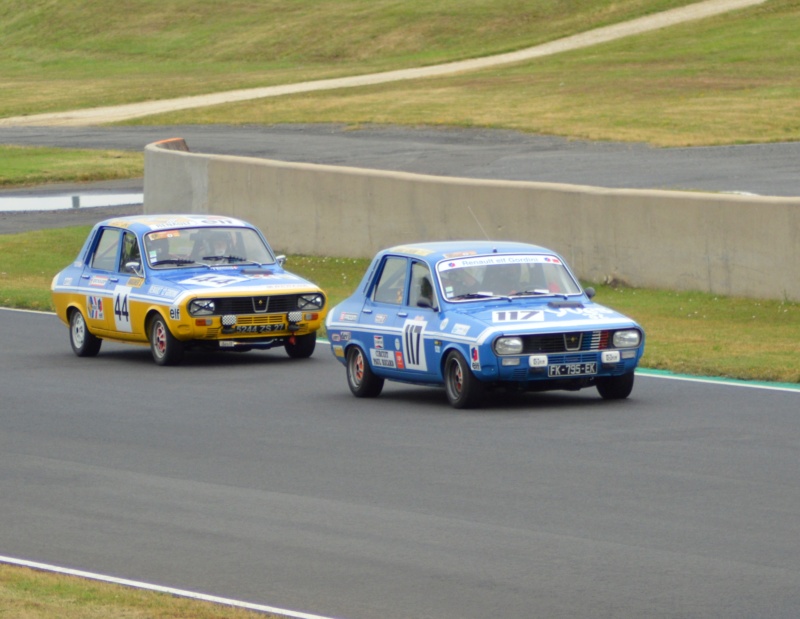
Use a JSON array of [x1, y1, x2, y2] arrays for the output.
[[596, 372, 635, 400], [285, 332, 316, 359], [69, 309, 102, 357], [346, 345, 384, 398], [444, 350, 484, 409], [149, 314, 184, 366]]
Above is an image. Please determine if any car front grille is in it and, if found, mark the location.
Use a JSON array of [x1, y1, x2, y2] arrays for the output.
[[520, 330, 610, 354], [213, 294, 303, 315]]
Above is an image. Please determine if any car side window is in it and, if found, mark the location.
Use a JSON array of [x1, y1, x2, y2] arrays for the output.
[[90, 228, 121, 272], [408, 261, 436, 309], [119, 231, 141, 274], [372, 256, 408, 305]]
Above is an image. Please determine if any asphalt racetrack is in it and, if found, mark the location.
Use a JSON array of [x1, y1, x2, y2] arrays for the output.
[[2, 308, 799, 619], [2, 124, 800, 198]]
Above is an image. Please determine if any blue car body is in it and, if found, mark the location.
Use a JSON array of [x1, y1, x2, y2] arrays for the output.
[[326, 241, 645, 408]]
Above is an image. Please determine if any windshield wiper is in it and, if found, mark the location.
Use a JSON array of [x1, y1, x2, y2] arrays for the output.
[[151, 258, 198, 266], [510, 289, 552, 296], [203, 255, 262, 266], [228, 257, 262, 266], [450, 291, 497, 300]]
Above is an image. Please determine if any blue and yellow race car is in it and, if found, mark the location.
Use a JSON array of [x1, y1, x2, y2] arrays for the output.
[[51, 214, 327, 365], [326, 241, 645, 408]]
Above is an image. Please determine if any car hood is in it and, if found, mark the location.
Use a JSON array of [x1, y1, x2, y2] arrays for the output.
[[146, 266, 321, 299], [445, 298, 639, 336]]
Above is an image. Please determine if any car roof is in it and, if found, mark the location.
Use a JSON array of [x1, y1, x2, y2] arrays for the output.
[[94, 214, 255, 235], [382, 240, 557, 264]]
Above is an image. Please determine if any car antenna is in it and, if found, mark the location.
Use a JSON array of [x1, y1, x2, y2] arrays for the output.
[[466, 204, 491, 240]]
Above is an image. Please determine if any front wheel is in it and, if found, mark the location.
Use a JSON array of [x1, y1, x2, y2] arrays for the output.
[[285, 332, 316, 359], [149, 314, 184, 366], [596, 372, 635, 400], [346, 345, 384, 398], [444, 350, 484, 409], [69, 309, 102, 357]]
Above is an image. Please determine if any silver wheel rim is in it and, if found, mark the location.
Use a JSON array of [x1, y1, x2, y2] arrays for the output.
[[447, 357, 463, 399], [153, 322, 167, 358], [72, 314, 86, 348], [349, 349, 364, 388]]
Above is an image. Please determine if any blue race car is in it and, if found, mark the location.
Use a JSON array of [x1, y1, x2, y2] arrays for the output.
[[326, 241, 645, 408]]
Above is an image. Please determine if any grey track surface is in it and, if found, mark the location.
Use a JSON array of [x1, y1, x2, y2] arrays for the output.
[[2, 309, 799, 619]]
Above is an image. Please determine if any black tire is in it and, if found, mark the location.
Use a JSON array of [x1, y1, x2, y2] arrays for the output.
[[443, 350, 484, 409], [346, 345, 384, 398], [149, 314, 184, 366], [69, 309, 102, 357], [596, 371, 635, 400], [285, 332, 316, 359]]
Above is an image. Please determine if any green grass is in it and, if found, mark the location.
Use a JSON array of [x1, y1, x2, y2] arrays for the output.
[[0, 564, 277, 619], [1, 0, 700, 119], [131, 0, 800, 146], [2, 0, 796, 146], [2, 226, 798, 384], [0, 145, 143, 187]]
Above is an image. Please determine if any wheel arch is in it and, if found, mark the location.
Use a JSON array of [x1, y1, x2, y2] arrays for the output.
[[65, 303, 81, 322], [145, 307, 169, 335], [343, 336, 372, 359], [65, 302, 89, 328], [438, 342, 470, 382]]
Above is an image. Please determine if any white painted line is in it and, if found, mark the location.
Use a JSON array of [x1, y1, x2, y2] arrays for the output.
[[0, 306, 55, 315], [0, 555, 343, 619], [637, 369, 800, 393]]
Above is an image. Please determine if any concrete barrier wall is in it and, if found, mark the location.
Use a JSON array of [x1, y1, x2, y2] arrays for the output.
[[144, 139, 800, 301]]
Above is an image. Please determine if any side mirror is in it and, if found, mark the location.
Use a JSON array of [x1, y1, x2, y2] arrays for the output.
[[125, 261, 143, 276], [416, 297, 436, 310], [584, 286, 596, 299], [276, 255, 287, 267]]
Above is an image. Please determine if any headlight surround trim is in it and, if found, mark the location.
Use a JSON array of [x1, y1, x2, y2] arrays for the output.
[[494, 336, 524, 356], [188, 299, 216, 316], [612, 329, 641, 348], [297, 293, 325, 310]]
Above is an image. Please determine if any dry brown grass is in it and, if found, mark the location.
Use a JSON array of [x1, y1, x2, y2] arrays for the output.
[[0, 564, 275, 619]]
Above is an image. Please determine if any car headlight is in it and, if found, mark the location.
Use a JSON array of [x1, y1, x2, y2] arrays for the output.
[[298, 293, 324, 310], [494, 336, 523, 355], [613, 329, 641, 348], [189, 299, 216, 316]]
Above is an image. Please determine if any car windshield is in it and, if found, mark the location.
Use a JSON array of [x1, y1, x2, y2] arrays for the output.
[[437, 253, 582, 301], [144, 226, 275, 269]]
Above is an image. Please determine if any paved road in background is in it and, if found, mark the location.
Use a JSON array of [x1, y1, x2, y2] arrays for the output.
[[2, 124, 799, 198], [2, 309, 800, 619]]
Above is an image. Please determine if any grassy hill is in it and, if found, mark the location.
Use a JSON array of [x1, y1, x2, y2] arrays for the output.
[[4, 0, 798, 146]]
